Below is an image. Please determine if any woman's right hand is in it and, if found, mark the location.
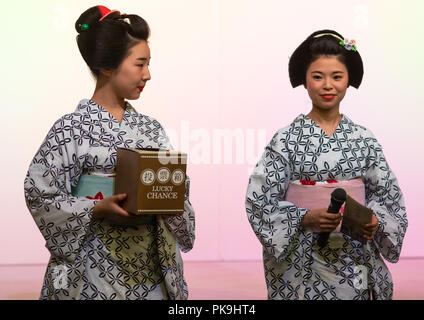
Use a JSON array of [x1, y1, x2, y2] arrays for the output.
[[92, 193, 140, 225], [300, 208, 342, 232]]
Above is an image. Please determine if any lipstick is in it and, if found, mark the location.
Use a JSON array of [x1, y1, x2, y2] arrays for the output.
[[138, 86, 144, 92], [321, 95, 335, 100]]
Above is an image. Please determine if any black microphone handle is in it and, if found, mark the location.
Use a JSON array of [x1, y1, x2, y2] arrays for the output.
[[317, 188, 346, 248]]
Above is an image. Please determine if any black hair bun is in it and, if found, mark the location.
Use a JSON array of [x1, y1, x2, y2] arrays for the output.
[[288, 29, 364, 89], [115, 14, 150, 39], [75, 6, 122, 33], [75, 6, 102, 34], [75, 6, 150, 80]]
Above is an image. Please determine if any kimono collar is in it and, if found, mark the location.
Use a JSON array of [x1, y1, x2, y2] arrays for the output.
[[293, 113, 358, 142], [76, 98, 137, 126], [296, 113, 354, 127]]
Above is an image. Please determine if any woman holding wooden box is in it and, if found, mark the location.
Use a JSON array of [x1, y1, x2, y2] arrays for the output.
[[24, 5, 195, 300]]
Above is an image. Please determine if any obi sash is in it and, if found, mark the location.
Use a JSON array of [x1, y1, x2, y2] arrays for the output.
[[286, 177, 365, 233], [71, 173, 153, 224], [71, 172, 178, 298], [287, 177, 372, 298]]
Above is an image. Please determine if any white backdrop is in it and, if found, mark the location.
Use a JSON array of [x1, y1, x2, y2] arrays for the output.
[[1, 0, 423, 264]]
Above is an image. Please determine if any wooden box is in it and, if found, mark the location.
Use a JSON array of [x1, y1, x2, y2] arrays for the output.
[[114, 148, 187, 215]]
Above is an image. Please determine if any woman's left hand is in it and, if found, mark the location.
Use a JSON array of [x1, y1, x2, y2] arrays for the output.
[[362, 214, 379, 241]]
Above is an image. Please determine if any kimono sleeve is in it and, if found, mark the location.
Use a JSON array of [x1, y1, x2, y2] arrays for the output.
[[245, 141, 308, 263], [365, 137, 408, 263], [24, 116, 97, 263], [156, 123, 195, 252]]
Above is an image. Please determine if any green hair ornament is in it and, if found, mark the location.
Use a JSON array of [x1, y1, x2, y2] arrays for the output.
[[80, 23, 90, 32]]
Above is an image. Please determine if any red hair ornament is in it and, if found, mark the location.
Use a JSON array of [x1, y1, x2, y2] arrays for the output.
[[97, 5, 120, 21]]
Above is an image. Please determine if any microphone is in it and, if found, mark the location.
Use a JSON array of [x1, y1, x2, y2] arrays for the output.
[[317, 188, 347, 248]]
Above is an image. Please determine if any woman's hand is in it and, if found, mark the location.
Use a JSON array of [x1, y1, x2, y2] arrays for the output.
[[301, 208, 342, 232], [362, 214, 379, 241], [92, 193, 141, 226]]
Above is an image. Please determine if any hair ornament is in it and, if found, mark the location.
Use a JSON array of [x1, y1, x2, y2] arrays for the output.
[[313, 33, 357, 52], [79, 23, 90, 32], [97, 5, 120, 21], [341, 38, 357, 51], [77, 6, 121, 33]]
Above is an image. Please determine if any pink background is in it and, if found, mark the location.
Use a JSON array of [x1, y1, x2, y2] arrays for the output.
[[1, 0, 423, 264]]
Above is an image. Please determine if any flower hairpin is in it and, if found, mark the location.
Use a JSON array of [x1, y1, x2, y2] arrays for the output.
[[340, 38, 357, 51]]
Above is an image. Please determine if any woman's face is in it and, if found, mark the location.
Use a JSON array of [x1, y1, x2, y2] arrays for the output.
[[304, 55, 349, 112], [109, 40, 151, 100]]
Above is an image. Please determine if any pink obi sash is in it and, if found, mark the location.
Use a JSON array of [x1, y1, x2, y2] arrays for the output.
[[286, 177, 365, 232]]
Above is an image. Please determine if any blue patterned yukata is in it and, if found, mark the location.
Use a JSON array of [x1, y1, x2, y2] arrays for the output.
[[245, 114, 407, 300], [24, 99, 195, 300]]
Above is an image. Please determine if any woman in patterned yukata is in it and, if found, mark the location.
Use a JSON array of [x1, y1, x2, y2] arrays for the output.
[[245, 30, 407, 300], [24, 5, 195, 300]]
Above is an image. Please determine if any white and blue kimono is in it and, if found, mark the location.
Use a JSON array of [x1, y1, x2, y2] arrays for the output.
[[24, 99, 195, 300], [245, 114, 407, 300]]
